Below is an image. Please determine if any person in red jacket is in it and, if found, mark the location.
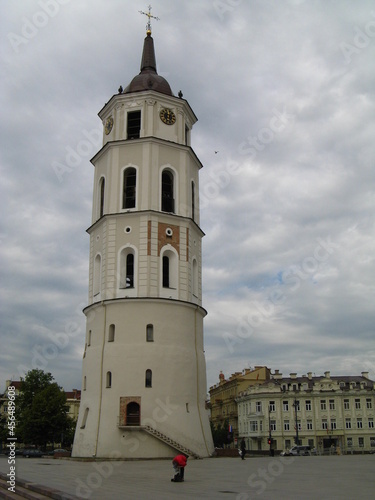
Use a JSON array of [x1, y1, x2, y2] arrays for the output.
[[171, 454, 187, 482]]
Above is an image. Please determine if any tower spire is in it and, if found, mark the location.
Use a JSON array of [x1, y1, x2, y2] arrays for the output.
[[139, 5, 160, 36]]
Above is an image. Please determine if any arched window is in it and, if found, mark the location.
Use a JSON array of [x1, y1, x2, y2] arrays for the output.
[[123, 167, 136, 209], [99, 177, 105, 218], [145, 369, 152, 388], [93, 254, 101, 297], [106, 371, 112, 388], [108, 324, 115, 342], [162, 255, 169, 288], [120, 249, 135, 289], [146, 324, 154, 342], [161, 248, 178, 291], [126, 402, 140, 426], [161, 170, 174, 213], [191, 181, 195, 221]]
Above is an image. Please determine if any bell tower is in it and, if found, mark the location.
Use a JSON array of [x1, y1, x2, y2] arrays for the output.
[[72, 11, 214, 459]]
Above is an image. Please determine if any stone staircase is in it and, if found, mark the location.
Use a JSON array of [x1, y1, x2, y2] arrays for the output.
[[143, 425, 200, 459]]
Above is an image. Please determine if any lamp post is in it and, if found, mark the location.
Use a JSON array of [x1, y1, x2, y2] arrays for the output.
[[293, 398, 299, 445]]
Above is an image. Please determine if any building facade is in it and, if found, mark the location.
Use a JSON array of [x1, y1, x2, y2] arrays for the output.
[[237, 371, 375, 453], [209, 367, 271, 441], [72, 19, 213, 459]]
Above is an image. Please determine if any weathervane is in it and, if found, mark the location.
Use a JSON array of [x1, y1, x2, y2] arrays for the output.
[[139, 5, 160, 35]]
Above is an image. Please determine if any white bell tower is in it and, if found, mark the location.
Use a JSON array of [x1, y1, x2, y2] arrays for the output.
[[72, 12, 214, 459]]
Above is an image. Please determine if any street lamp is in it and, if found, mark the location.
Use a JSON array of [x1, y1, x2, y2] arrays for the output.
[[293, 398, 299, 445]]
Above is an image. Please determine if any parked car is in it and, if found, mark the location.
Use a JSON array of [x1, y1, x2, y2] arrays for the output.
[[4, 448, 24, 456], [280, 445, 311, 456], [23, 449, 44, 458]]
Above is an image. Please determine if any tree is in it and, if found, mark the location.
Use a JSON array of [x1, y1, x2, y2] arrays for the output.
[[17, 369, 74, 449], [210, 419, 230, 448]]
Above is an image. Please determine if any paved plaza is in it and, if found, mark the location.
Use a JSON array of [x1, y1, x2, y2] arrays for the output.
[[0, 454, 374, 499]]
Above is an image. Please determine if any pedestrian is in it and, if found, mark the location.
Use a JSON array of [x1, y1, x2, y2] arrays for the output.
[[171, 454, 187, 482], [240, 438, 246, 460]]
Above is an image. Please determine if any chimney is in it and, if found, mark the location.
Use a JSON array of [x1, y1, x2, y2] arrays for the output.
[[307, 372, 312, 380], [290, 373, 297, 379], [219, 372, 225, 383], [361, 372, 369, 379], [273, 370, 282, 380], [324, 371, 330, 379]]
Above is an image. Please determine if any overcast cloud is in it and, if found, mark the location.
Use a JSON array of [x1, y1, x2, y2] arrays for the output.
[[1, 0, 374, 393]]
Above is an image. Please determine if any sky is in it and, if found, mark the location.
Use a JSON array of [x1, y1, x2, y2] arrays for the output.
[[1, 0, 374, 394]]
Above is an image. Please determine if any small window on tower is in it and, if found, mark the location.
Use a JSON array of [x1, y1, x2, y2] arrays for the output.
[[145, 369, 152, 388], [106, 371, 112, 388], [146, 324, 154, 342], [127, 111, 141, 139], [108, 324, 115, 342]]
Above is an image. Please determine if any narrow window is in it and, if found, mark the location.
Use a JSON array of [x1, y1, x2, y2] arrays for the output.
[[126, 254, 134, 288], [106, 371, 112, 388], [80, 408, 89, 429], [87, 330, 92, 346], [127, 111, 141, 139], [185, 125, 189, 146], [191, 181, 195, 221], [99, 177, 105, 218], [161, 170, 174, 213], [145, 369, 152, 388], [123, 167, 136, 209], [146, 324, 154, 342], [120, 249, 135, 289], [83, 376, 87, 391], [108, 324, 115, 342], [162, 255, 169, 288]]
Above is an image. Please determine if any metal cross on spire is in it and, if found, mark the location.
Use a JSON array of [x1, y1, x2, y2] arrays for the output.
[[139, 5, 160, 35]]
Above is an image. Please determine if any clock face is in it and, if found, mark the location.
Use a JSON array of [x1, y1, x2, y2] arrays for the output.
[[160, 108, 176, 125], [104, 116, 114, 135]]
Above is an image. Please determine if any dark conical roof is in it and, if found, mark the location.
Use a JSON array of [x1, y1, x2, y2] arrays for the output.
[[124, 33, 173, 96]]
